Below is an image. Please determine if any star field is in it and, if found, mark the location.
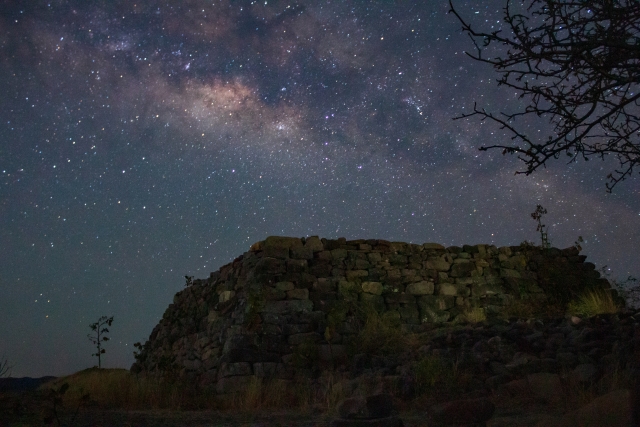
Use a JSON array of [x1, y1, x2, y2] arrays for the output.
[[1, 1, 639, 377]]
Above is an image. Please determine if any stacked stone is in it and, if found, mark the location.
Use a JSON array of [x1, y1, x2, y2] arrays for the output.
[[131, 236, 619, 394]]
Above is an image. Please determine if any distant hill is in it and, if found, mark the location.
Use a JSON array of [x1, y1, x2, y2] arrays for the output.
[[0, 376, 57, 392]]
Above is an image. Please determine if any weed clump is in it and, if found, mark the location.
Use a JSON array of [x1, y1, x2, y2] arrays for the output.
[[355, 305, 411, 356], [567, 289, 620, 317]]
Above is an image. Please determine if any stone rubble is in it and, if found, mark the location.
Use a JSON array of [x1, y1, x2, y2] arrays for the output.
[[129, 236, 639, 424]]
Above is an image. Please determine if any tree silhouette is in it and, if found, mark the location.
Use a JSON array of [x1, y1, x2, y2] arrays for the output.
[[531, 204, 550, 248], [0, 353, 12, 378], [87, 316, 113, 369], [450, 0, 640, 191]]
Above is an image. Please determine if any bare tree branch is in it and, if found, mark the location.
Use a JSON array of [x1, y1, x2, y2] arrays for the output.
[[0, 354, 12, 378], [450, 0, 640, 191]]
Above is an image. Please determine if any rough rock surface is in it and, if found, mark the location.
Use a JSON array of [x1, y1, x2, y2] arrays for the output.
[[130, 236, 639, 426]]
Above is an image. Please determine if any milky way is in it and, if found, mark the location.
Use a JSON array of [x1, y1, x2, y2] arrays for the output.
[[1, 1, 638, 377]]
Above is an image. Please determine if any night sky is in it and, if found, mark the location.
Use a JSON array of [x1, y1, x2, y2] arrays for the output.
[[1, 1, 638, 378]]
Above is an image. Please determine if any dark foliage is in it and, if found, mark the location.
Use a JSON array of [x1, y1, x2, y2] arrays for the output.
[[87, 316, 113, 369], [450, 0, 640, 191]]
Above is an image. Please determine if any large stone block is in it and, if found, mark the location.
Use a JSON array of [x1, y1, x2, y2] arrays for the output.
[[437, 283, 468, 296], [287, 288, 309, 300], [502, 254, 527, 269], [367, 252, 382, 263], [500, 268, 521, 278], [346, 270, 369, 279], [219, 290, 235, 303], [222, 333, 256, 353], [388, 254, 408, 266], [450, 261, 476, 277], [420, 307, 451, 323], [283, 323, 314, 334], [219, 347, 281, 364], [263, 246, 290, 259], [406, 281, 434, 295], [361, 282, 383, 295], [260, 299, 314, 314], [264, 236, 303, 249], [423, 243, 445, 250], [218, 362, 252, 378], [288, 332, 322, 345], [309, 260, 333, 277], [207, 310, 219, 322], [417, 295, 454, 311], [275, 281, 295, 291], [314, 278, 336, 292], [304, 236, 324, 252], [254, 257, 287, 275], [339, 281, 361, 295], [331, 248, 348, 260], [286, 258, 308, 273], [472, 281, 506, 297], [253, 362, 278, 377], [352, 259, 371, 269], [291, 246, 314, 260]]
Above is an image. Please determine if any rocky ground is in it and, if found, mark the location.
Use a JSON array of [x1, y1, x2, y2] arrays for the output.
[[2, 309, 638, 426]]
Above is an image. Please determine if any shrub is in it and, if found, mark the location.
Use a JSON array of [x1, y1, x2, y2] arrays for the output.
[[567, 289, 620, 317]]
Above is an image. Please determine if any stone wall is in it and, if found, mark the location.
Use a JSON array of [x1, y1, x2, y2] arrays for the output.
[[131, 236, 615, 393]]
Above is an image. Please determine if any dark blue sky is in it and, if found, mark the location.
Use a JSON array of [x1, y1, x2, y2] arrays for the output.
[[1, 0, 638, 377]]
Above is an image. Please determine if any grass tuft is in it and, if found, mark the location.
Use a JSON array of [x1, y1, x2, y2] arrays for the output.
[[354, 304, 419, 355], [462, 307, 486, 323], [567, 289, 620, 317]]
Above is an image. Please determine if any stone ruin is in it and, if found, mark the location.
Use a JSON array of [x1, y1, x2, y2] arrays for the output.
[[130, 236, 617, 394]]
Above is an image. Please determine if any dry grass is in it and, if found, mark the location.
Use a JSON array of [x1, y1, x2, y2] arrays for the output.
[[462, 307, 486, 323], [221, 377, 313, 414], [315, 371, 350, 415], [567, 288, 621, 317], [40, 368, 211, 411], [36, 367, 353, 417], [355, 305, 422, 355]]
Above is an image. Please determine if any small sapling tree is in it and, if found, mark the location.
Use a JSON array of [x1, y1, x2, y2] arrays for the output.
[[87, 315, 113, 369], [531, 205, 550, 249]]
